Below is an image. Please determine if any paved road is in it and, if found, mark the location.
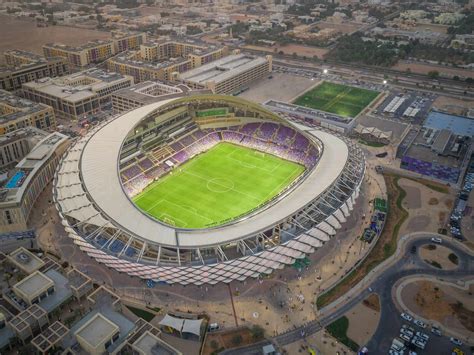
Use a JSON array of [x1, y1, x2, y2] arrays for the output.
[[224, 234, 473, 354]]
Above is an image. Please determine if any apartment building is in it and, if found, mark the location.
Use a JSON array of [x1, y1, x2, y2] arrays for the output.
[[43, 31, 146, 69], [0, 130, 69, 232], [107, 41, 228, 84], [22, 69, 133, 120], [0, 90, 56, 135], [0, 50, 69, 91]]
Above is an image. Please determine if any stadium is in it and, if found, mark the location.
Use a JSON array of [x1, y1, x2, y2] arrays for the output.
[[53, 95, 365, 285]]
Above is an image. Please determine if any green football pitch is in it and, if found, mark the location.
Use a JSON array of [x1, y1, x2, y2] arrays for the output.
[[293, 82, 379, 118], [132, 142, 305, 229]]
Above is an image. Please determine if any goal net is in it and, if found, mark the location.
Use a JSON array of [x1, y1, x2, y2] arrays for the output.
[[254, 151, 265, 158], [163, 216, 176, 226]]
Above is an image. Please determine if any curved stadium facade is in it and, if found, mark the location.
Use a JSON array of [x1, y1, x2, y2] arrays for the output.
[[53, 95, 365, 285]]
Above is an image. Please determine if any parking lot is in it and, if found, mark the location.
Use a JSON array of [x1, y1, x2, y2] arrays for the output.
[[373, 91, 435, 125], [238, 72, 316, 104], [389, 312, 469, 355]]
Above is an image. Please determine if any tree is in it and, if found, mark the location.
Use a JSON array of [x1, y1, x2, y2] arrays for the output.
[[250, 324, 265, 340], [231, 334, 243, 346], [453, 75, 460, 81], [210, 340, 219, 350], [428, 70, 440, 79]]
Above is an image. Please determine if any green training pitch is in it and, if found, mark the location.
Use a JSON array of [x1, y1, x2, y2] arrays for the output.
[[293, 81, 380, 118], [132, 142, 305, 229]]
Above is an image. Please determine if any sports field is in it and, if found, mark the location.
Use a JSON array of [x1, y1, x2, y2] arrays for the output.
[[133, 142, 305, 229], [293, 82, 379, 118]]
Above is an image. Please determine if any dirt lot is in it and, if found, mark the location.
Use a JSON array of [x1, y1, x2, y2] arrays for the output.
[[414, 23, 449, 34], [401, 280, 474, 335], [419, 244, 459, 271], [345, 295, 381, 346], [202, 327, 259, 355], [393, 61, 474, 79], [398, 178, 453, 235], [0, 15, 110, 56], [244, 44, 329, 59], [316, 21, 361, 34], [432, 96, 474, 116], [238, 72, 317, 104]]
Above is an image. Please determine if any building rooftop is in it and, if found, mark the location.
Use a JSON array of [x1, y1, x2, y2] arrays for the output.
[[424, 110, 474, 137], [111, 51, 190, 70], [132, 331, 181, 355], [113, 81, 211, 106], [14, 271, 53, 297], [22, 69, 131, 103], [43, 39, 114, 53], [0, 131, 69, 205], [7, 247, 45, 274], [75, 313, 119, 349], [179, 54, 268, 85], [0, 90, 51, 126], [66, 308, 135, 354]]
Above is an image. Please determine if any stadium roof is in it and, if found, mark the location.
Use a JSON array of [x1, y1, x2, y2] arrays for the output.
[[76, 96, 349, 248]]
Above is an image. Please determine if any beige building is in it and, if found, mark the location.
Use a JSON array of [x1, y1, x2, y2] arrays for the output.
[[75, 313, 120, 355], [0, 90, 56, 136], [1, 50, 69, 91], [22, 69, 133, 120], [12, 271, 55, 307], [0, 127, 48, 169], [179, 54, 272, 94], [6, 247, 45, 275], [107, 41, 228, 84], [43, 31, 146, 69], [0, 130, 69, 232]]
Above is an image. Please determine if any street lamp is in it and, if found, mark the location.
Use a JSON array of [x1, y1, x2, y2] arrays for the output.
[[323, 69, 328, 74], [383, 80, 387, 85]]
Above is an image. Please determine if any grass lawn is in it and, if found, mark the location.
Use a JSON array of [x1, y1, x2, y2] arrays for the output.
[[133, 142, 305, 229], [293, 81, 379, 118], [195, 108, 228, 117], [326, 316, 360, 351], [126, 305, 155, 322]]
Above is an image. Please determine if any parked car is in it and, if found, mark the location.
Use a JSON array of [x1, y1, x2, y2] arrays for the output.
[[401, 313, 413, 322], [400, 333, 411, 342], [450, 338, 463, 346], [431, 326, 442, 336], [208, 323, 220, 332], [413, 319, 426, 328], [416, 331, 429, 341], [430, 237, 442, 244]]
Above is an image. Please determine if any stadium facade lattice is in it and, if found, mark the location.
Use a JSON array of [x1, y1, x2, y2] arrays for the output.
[[53, 95, 365, 285]]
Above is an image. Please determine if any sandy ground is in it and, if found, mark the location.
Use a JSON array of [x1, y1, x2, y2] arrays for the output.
[[398, 178, 453, 235], [401, 280, 474, 337], [316, 21, 361, 34], [282, 329, 355, 355], [0, 15, 110, 55], [244, 44, 329, 59], [393, 61, 474, 79], [414, 23, 449, 34], [432, 96, 474, 116], [238, 72, 317, 104], [419, 245, 459, 271], [345, 298, 381, 347]]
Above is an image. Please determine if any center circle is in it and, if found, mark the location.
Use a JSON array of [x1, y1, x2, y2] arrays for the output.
[[207, 178, 234, 193]]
